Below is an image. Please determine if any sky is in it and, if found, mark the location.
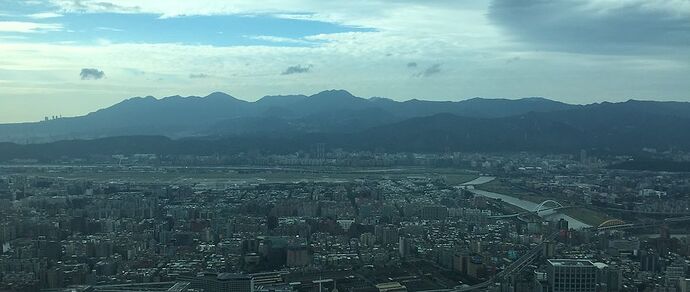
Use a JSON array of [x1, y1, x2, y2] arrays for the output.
[[1, 0, 689, 123]]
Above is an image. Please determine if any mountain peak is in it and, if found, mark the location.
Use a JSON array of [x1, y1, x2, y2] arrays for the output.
[[205, 91, 235, 100], [256, 94, 307, 105], [369, 96, 394, 102], [309, 89, 357, 100]]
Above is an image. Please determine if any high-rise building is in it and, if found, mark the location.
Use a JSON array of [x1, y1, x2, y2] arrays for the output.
[[543, 240, 555, 259], [547, 259, 597, 292], [420, 205, 448, 220], [666, 260, 686, 287], [398, 237, 411, 259], [534, 271, 550, 292], [286, 245, 311, 267], [557, 219, 569, 232], [639, 250, 660, 272], [593, 262, 622, 292], [679, 278, 690, 292], [376, 225, 399, 246], [557, 219, 570, 242], [453, 254, 469, 275], [315, 143, 326, 160]]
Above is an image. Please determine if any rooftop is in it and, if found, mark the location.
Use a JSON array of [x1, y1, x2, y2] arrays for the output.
[[217, 273, 252, 281], [548, 259, 595, 267]]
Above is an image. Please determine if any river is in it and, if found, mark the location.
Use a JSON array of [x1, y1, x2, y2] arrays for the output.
[[462, 177, 591, 229]]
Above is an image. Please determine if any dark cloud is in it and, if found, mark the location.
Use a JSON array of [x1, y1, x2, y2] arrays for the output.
[[505, 56, 521, 64], [281, 64, 312, 75], [407, 62, 418, 68], [189, 73, 209, 79], [488, 0, 690, 54], [80, 68, 105, 80], [415, 63, 442, 77]]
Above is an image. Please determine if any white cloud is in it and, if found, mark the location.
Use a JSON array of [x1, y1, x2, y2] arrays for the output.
[[0, 35, 28, 40], [27, 12, 63, 19], [248, 35, 312, 45], [96, 26, 124, 32], [0, 21, 63, 33]]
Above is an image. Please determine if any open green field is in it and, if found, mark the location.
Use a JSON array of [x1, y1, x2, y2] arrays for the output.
[[562, 208, 613, 227], [476, 179, 552, 203]]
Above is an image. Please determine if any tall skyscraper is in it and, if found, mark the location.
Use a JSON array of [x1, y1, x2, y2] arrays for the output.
[[547, 259, 597, 292], [398, 237, 411, 259], [639, 250, 660, 272]]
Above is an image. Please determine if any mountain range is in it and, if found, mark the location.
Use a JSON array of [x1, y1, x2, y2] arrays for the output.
[[0, 90, 578, 142], [1, 89, 690, 159]]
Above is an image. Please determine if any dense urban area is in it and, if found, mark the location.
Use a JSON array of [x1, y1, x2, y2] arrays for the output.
[[2, 150, 690, 292]]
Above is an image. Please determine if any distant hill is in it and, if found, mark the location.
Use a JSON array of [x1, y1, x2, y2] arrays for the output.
[[1, 90, 690, 159], [352, 103, 690, 152], [0, 90, 577, 143]]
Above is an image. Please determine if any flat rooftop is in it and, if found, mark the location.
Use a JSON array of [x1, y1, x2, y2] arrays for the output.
[[547, 259, 595, 267], [217, 273, 252, 280]]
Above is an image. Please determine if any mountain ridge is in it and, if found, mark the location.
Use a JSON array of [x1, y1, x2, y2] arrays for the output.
[[1, 90, 690, 157], [0, 90, 581, 142]]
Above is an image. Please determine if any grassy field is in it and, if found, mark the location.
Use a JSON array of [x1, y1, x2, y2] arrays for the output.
[[476, 179, 552, 203], [563, 208, 613, 227]]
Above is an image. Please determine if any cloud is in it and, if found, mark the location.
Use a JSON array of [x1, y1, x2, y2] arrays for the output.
[[189, 73, 209, 79], [488, 0, 690, 54], [52, 0, 140, 14], [27, 12, 63, 19], [407, 62, 417, 68], [0, 21, 63, 33], [281, 64, 312, 75], [80, 68, 105, 80], [96, 26, 124, 32], [505, 56, 520, 64], [248, 35, 311, 45], [0, 35, 28, 40], [415, 63, 441, 77]]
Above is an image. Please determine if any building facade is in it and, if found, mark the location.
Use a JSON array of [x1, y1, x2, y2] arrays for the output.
[[547, 259, 597, 292]]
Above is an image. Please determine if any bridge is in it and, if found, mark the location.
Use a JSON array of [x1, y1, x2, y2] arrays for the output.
[[594, 206, 690, 217], [490, 200, 573, 219], [595, 216, 690, 231]]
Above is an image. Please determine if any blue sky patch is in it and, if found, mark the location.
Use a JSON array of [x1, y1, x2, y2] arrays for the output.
[[0, 2, 373, 47]]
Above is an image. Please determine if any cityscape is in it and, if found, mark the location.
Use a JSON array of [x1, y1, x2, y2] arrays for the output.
[[2, 0, 690, 291], [2, 150, 690, 291]]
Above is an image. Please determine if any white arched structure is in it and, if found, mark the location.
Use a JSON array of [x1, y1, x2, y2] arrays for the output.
[[533, 200, 564, 213]]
